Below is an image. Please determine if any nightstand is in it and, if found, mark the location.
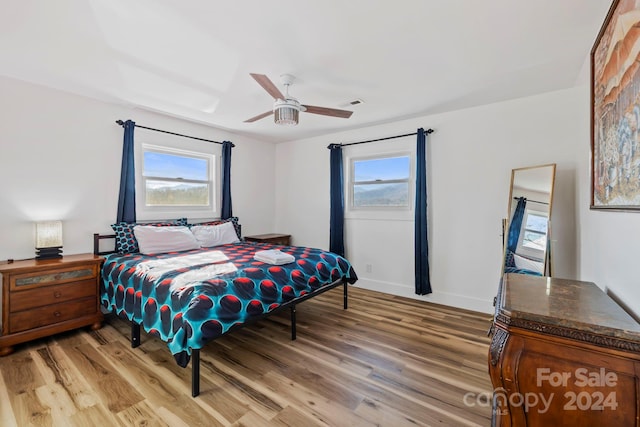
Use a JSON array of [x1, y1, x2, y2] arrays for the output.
[[0, 253, 104, 356], [245, 233, 291, 246]]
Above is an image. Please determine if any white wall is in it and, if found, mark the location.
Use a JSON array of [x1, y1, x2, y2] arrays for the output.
[[275, 87, 585, 313], [574, 86, 640, 320], [0, 76, 276, 261], [5, 75, 640, 319]]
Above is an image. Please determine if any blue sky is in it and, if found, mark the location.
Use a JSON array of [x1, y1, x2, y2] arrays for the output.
[[144, 152, 208, 181], [354, 156, 410, 181], [145, 151, 409, 183]]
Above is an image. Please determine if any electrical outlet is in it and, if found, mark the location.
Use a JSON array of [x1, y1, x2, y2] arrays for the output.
[[366, 264, 372, 273]]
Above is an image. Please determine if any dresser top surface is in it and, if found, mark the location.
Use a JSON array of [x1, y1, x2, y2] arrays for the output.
[[0, 254, 102, 274], [500, 273, 640, 342]]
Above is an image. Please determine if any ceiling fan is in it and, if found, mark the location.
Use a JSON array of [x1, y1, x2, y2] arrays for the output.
[[244, 73, 353, 125]]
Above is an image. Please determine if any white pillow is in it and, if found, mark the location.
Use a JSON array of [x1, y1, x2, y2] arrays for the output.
[[191, 222, 240, 247], [133, 225, 200, 255], [513, 253, 544, 274]]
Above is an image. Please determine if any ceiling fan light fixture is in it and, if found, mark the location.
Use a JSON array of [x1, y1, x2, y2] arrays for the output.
[[274, 98, 302, 126], [246, 73, 352, 124]]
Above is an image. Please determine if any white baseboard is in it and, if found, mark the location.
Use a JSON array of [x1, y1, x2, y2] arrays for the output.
[[353, 278, 494, 314]]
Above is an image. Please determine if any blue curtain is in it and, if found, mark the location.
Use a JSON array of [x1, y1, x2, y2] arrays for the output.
[[507, 197, 527, 253], [415, 128, 432, 295], [221, 141, 233, 219], [116, 120, 136, 223], [329, 144, 345, 256]]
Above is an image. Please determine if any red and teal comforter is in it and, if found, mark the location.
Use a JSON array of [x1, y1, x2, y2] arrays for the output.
[[100, 242, 357, 367]]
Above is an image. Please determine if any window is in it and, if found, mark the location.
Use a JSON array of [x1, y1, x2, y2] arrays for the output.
[[350, 154, 411, 209], [519, 210, 548, 254], [137, 143, 216, 219]]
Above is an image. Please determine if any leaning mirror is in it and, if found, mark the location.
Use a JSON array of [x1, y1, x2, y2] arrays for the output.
[[503, 163, 556, 277]]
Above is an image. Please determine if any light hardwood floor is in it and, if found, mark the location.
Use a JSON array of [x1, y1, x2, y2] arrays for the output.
[[0, 287, 494, 427]]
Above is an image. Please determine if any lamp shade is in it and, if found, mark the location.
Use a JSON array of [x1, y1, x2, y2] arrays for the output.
[[36, 221, 63, 248]]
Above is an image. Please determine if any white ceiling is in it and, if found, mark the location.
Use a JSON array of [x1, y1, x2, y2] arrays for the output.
[[1, 0, 613, 143]]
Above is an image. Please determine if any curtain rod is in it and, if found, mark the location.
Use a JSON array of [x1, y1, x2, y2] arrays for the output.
[[514, 197, 549, 205], [327, 128, 434, 148], [115, 120, 234, 147]]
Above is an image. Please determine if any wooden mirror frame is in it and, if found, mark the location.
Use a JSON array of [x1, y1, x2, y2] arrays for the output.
[[503, 163, 556, 276]]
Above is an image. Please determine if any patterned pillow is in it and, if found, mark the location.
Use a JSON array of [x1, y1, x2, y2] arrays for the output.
[[504, 250, 515, 268], [189, 217, 241, 240], [111, 218, 188, 253]]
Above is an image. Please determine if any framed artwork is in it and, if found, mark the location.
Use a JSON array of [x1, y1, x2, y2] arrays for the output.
[[591, 0, 640, 210]]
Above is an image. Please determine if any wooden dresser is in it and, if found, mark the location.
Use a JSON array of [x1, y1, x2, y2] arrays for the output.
[[489, 273, 640, 426], [0, 254, 104, 355]]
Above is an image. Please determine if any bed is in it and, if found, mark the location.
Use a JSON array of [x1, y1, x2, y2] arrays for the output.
[[94, 219, 357, 397], [503, 250, 543, 276]]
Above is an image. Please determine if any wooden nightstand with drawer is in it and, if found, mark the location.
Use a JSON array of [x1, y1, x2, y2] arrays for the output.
[[245, 233, 291, 246], [0, 253, 104, 356]]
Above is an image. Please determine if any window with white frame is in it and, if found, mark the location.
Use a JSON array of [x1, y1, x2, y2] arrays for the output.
[[349, 154, 411, 209], [136, 143, 216, 219], [517, 209, 548, 259]]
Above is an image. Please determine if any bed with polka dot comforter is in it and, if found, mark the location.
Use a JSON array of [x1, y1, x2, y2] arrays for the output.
[[100, 241, 358, 367]]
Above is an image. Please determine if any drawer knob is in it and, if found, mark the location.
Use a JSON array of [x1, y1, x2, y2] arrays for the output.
[[54, 311, 61, 317], [54, 291, 62, 298]]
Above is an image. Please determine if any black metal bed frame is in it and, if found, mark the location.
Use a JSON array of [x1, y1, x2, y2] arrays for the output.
[[93, 233, 348, 397]]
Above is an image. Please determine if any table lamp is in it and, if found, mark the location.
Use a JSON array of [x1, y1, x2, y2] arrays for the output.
[[35, 220, 63, 259]]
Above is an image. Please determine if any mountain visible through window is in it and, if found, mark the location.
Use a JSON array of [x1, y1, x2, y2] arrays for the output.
[[352, 155, 411, 208], [143, 150, 211, 207]]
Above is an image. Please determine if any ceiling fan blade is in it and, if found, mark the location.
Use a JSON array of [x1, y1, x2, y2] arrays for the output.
[[250, 73, 284, 100], [302, 105, 353, 119], [244, 110, 274, 123]]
